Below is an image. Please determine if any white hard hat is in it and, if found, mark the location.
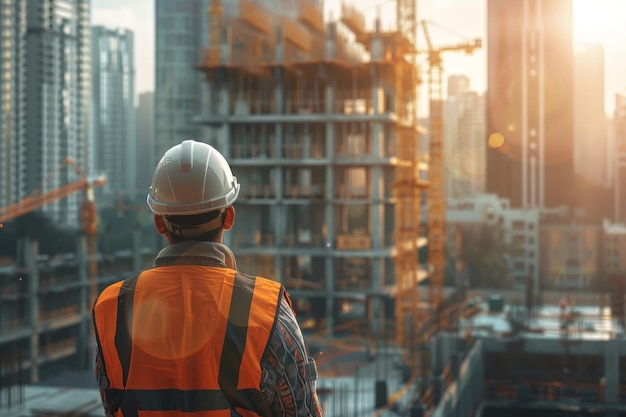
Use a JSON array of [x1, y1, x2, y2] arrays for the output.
[[147, 140, 240, 216]]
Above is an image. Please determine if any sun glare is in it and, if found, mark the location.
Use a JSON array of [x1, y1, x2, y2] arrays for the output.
[[573, 0, 624, 44]]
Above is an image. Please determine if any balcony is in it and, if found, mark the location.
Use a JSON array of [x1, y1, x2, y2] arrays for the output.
[[340, 2, 365, 37], [282, 17, 311, 52], [238, 0, 273, 34], [298, 0, 324, 33]]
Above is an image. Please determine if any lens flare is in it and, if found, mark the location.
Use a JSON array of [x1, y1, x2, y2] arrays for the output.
[[488, 133, 505, 149]]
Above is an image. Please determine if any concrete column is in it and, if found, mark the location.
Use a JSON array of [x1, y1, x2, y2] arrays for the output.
[[217, 75, 232, 249], [274, 123, 284, 197], [274, 71, 284, 115], [218, 76, 231, 156], [371, 86, 383, 115], [274, 116, 284, 283], [324, 80, 336, 332], [325, 83, 334, 114], [22, 239, 39, 383], [604, 339, 619, 404], [76, 235, 90, 369], [371, 120, 384, 334]]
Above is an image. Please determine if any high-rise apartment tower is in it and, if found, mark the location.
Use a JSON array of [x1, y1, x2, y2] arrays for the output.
[[23, 0, 91, 225], [0, 1, 26, 210]]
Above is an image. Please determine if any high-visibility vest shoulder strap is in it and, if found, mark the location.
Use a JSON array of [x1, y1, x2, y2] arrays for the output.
[[219, 271, 280, 417]]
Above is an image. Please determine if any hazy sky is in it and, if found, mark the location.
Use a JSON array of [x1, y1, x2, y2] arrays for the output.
[[91, 0, 626, 115]]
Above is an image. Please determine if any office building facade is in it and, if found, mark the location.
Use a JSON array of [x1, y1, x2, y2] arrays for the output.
[[444, 76, 486, 199], [0, 1, 26, 210], [154, 0, 209, 164], [486, 0, 574, 210], [574, 43, 608, 187]]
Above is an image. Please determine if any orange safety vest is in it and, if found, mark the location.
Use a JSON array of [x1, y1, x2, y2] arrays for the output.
[[93, 265, 286, 417]]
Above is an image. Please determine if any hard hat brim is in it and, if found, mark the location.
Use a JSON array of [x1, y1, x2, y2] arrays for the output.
[[147, 181, 240, 216]]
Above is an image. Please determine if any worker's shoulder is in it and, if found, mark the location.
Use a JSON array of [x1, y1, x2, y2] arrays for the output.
[[237, 271, 289, 304], [94, 275, 134, 306], [237, 271, 283, 289]]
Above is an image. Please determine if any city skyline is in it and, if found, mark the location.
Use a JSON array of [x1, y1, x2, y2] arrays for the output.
[[92, 0, 626, 115]]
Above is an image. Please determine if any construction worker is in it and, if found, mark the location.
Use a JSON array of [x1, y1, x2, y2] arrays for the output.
[[92, 140, 323, 417]]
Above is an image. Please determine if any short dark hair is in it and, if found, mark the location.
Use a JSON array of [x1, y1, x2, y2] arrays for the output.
[[165, 210, 227, 243]]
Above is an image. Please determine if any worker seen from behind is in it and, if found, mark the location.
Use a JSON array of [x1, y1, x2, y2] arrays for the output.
[[93, 140, 323, 417]]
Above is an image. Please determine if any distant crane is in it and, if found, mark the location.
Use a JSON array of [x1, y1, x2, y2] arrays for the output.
[[0, 158, 107, 308], [419, 19, 481, 315]]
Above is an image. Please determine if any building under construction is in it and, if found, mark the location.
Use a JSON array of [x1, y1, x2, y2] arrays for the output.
[[195, 0, 426, 341]]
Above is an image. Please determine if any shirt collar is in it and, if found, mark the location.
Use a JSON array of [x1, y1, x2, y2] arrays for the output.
[[153, 241, 238, 270]]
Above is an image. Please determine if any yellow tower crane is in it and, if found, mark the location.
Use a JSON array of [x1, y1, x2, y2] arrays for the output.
[[419, 19, 481, 314]]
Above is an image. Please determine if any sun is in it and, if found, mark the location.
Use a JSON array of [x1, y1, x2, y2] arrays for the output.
[[573, 0, 624, 44]]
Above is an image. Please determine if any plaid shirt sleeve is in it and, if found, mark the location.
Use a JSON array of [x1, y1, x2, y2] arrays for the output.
[[260, 293, 324, 417]]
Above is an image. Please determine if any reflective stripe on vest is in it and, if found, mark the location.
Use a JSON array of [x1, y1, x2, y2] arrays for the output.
[[93, 266, 282, 417]]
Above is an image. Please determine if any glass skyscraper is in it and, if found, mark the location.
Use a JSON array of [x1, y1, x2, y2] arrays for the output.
[[91, 26, 136, 196], [23, 0, 91, 226], [0, 0, 25, 209]]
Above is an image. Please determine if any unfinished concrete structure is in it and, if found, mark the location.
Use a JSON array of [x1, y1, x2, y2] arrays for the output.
[[196, 0, 424, 338], [0, 235, 148, 389]]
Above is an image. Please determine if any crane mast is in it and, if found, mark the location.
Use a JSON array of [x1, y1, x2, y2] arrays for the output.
[[420, 19, 481, 315], [397, 0, 417, 48]]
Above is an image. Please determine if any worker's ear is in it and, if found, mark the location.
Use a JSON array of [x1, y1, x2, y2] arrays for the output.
[[154, 215, 167, 236], [222, 206, 235, 231]]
